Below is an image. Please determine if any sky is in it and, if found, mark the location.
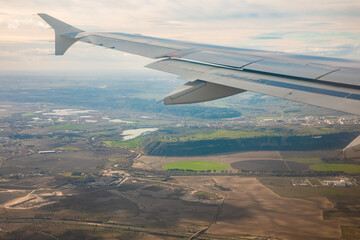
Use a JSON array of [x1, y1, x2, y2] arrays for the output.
[[0, 0, 359, 73]]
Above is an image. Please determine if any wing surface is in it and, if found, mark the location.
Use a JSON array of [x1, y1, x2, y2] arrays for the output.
[[38, 13, 360, 115]]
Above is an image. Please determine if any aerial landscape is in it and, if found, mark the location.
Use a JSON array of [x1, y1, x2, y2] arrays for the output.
[[0, 73, 359, 239], [1, 0, 360, 239]]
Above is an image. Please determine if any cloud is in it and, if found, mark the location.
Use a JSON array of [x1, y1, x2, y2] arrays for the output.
[[0, 0, 359, 72], [7, 19, 19, 29], [252, 33, 283, 40]]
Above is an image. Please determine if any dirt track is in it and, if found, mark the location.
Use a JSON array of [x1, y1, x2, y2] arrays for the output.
[[2, 189, 64, 209]]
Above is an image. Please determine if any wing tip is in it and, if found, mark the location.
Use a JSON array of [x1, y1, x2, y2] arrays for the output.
[[37, 13, 82, 55]]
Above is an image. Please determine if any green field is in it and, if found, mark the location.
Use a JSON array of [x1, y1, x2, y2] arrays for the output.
[[280, 125, 358, 136], [286, 158, 323, 164], [87, 131, 113, 136], [49, 125, 88, 130], [21, 112, 35, 117], [56, 145, 80, 151], [160, 125, 360, 143], [162, 161, 229, 172], [103, 137, 144, 149], [310, 163, 360, 174], [165, 129, 281, 142]]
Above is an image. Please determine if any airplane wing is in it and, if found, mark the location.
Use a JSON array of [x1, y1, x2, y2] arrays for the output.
[[38, 13, 360, 115]]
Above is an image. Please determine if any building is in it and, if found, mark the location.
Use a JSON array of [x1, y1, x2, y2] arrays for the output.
[[322, 179, 354, 187]]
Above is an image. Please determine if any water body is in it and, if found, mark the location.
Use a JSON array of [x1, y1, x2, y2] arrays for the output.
[[85, 120, 98, 123], [109, 119, 133, 124], [43, 109, 95, 116], [122, 128, 158, 141]]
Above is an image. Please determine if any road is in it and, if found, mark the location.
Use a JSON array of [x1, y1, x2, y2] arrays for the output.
[[0, 217, 190, 238]]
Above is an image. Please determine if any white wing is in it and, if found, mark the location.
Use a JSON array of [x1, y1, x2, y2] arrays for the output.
[[38, 13, 360, 115]]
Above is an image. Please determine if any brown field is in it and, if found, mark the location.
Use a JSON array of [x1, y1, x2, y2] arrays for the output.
[[5, 151, 107, 173], [3, 148, 134, 174], [1, 146, 358, 239], [0, 174, 357, 239], [205, 176, 338, 240], [280, 150, 340, 159], [0, 176, 218, 239]]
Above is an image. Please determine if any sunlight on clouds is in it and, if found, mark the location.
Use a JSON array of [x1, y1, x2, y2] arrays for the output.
[[0, 0, 359, 72]]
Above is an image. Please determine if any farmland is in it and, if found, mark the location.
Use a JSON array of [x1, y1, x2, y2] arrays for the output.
[[161, 125, 360, 143], [310, 163, 360, 174], [162, 161, 229, 172], [56, 145, 80, 151], [258, 177, 360, 198], [286, 157, 323, 164], [165, 129, 281, 142], [231, 159, 308, 172], [48, 124, 88, 130], [1, 75, 360, 239], [103, 137, 144, 149], [21, 112, 35, 117]]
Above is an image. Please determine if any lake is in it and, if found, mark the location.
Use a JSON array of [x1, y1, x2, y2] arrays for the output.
[[122, 128, 158, 140]]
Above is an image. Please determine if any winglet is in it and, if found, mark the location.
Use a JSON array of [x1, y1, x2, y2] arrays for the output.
[[38, 13, 83, 55]]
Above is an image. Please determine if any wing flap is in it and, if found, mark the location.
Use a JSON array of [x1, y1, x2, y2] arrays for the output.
[[164, 80, 245, 105], [181, 51, 261, 68], [319, 68, 360, 87], [147, 58, 360, 115], [243, 59, 336, 79]]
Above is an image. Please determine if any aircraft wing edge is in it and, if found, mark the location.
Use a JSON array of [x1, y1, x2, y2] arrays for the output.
[[147, 58, 360, 115]]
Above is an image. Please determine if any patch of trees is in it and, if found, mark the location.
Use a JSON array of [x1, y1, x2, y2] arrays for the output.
[[143, 132, 359, 156]]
